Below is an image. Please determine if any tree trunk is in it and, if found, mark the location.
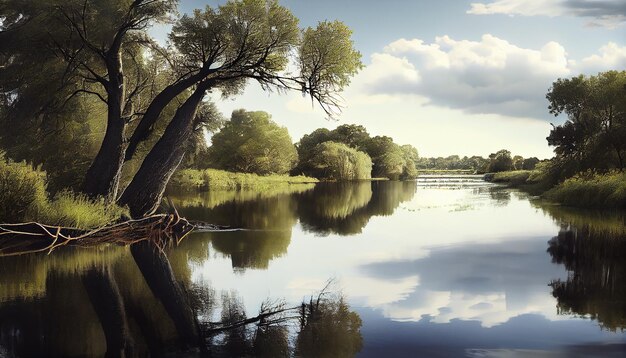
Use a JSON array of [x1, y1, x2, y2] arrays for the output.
[[82, 54, 126, 201], [119, 86, 205, 217], [125, 72, 209, 162]]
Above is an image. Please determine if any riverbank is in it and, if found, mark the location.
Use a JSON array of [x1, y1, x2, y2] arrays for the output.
[[169, 168, 318, 192], [484, 170, 626, 209]]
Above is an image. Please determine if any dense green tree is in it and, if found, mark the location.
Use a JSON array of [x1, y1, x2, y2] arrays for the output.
[[205, 110, 298, 175], [1, 0, 362, 218], [329, 124, 371, 151], [364, 136, 406, 179], [522, 157, 540, 170], [303, 142, 372, 180], [512, 155, 524, 170], [547, 71, 626, 174], [487, 149, 513, 172]]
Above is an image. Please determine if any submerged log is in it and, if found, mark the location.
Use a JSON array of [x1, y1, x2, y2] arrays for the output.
[[0, 213, 196, 256]]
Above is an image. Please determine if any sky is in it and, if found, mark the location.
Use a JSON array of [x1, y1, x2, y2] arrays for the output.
[[157, 0, 626, 158]]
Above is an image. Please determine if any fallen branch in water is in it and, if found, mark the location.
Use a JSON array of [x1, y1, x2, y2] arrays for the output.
[[0, 213, 218, 257]]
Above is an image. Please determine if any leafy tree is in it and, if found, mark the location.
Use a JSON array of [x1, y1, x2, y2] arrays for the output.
[[522, 157, 540, 170], [205, 110, 298, 175], [547, 71, 626, 174], [487, 149, 513, 172], [303, 141, 372, 180], [512, 155, 524, 170], [1, 0, 363, 217], [400, 144, 419, 179], [329, 124, 371, 151], [364, 136, 405, 180]]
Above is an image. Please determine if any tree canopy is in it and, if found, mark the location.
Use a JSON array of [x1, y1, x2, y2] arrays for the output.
[[205, 110, 298, 175], [295, 124, 419, 180], [547, 71, 626, 176], [0, 0, 363, 217]]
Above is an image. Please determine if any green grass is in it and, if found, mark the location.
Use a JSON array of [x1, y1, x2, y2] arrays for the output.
[[169, 168, 318, 192], [37, 190, 128, 229], [544, 171, 626, 209], [489, 170, 533, 185], [0, 153, 127, 228]]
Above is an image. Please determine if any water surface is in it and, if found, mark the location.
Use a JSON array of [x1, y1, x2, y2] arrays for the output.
[[1, 177, 625, 357]]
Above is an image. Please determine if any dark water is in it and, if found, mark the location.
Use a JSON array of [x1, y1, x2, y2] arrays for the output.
[[1, 178, 626, 357]]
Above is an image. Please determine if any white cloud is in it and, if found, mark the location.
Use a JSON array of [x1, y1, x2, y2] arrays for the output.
[[467, 0, 626, 28], [361, 34, 626, 120]]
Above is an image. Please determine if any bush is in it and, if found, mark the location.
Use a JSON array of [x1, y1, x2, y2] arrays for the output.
[[38, 191, 128, 229], [545, 171, 626, 209], [0, 154, 48, 222], [490, 170, 532, 185], [301, 141, 372, 180], [0, 154, 127, 228]]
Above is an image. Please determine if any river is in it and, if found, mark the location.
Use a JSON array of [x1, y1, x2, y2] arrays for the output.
[[1, 176, 625, 357]]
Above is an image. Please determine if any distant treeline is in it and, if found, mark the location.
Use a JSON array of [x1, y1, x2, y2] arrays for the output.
[[416, 151, 540, 173], [190, 110, 419, 181]]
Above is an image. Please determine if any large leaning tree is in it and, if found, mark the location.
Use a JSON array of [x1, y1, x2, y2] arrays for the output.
[[0, 0, 362, 218]]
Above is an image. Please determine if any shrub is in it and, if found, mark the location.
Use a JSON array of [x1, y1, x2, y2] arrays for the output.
[[0, 154, 127, 228], [0, 154, 48, 222], [545, 171, 626, 209], [39, 191, 128, 229]]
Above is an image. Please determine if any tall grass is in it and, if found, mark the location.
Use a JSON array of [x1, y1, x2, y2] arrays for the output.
[[0, 154, 127, 228], [489, 170, 533, 185], [169, 168, 318, 192], [545, 171, 626, 209]]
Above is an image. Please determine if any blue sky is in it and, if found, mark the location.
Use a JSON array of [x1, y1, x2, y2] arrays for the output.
[[162, 0, 626, 158]]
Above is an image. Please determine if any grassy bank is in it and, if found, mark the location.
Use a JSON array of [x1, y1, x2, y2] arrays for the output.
[[0, 154, 127, 228], [485, 168, 626, 209], [485, 170, 534, 185], [544, 171, 626, 209], [169, 168, 318, 192]]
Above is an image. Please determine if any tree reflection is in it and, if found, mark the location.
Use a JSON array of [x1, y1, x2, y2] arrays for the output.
[[296, 294, 363, 357], [547, 225, 626, 331], [298, 181, 416, 235], [0, 246, 363, 357], [179, 193, 298, 271]]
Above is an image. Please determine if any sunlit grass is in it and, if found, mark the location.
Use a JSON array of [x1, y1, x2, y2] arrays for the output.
[[545, 171, 626, 209], [0, 154, 127, 228], [170, 168, 318, 192]]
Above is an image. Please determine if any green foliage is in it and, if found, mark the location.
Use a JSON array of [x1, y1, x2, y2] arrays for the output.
[[299, 21, 363, 116], [169, 168, 317, 192], [490, 170, 533, 185], [547, 71, 626, 174], [0, 154, 48, 222], [302, 141, 372, 180], [365, 136, 406, 179], [487, 149, 513, 172], [0, 155, 126, 227], [38, 191, 128, 229], [295, 126, 418, 180], [416, 155, 489, 173], [522, 157, 540, 170], [545, 171, 626, 209], [204, 110, 298, 175]]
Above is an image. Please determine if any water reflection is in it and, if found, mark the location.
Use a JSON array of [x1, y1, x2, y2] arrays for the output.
[[173, 181, 417, 271], [178, 193, 298, 271], [540, 206, 626, 331], [0, 244, 363, 357], [297, 181, 416, 235]]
